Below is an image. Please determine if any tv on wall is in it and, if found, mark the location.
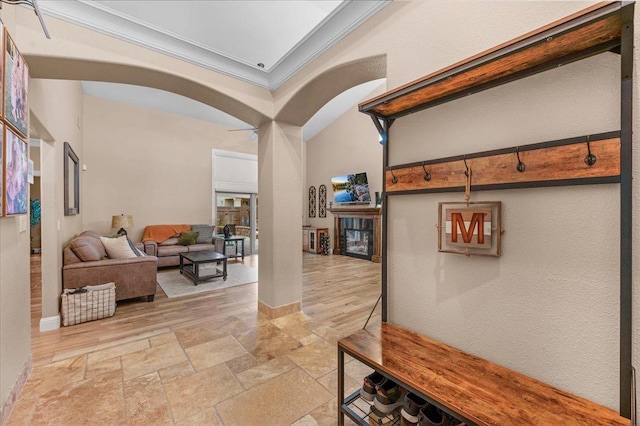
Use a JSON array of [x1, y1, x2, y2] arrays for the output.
[[331, 172, 371, 204]]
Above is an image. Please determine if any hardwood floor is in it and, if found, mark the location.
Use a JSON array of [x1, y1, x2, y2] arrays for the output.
[[14, 252, 381, 425]]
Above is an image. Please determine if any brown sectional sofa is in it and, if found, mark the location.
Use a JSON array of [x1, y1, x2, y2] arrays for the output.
[[142, 224, 217, 268], [62, 231, 158, 302]]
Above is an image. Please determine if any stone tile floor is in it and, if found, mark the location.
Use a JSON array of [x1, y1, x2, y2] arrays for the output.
[[7, 311, 371, 425]]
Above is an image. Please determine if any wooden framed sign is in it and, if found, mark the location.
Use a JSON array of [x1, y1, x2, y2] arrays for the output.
[[438, 201, 501, 257]]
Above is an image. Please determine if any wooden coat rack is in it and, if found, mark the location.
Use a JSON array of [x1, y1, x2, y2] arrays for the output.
[[385, 132, 620, 194], [351, 1, 634, 420]]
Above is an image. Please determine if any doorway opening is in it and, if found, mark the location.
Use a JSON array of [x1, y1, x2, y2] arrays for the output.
[[215, 192, 258, 254]]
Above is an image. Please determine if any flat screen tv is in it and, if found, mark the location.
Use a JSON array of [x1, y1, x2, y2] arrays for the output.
[[331, 172, 371, 204]]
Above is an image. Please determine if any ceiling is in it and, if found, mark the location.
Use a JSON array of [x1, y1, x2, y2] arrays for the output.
[[38, 0, 389, 90], [36, 1, 389, 141], [81, 78, 386, 142]]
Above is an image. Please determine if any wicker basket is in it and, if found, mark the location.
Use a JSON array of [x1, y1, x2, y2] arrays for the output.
[[61, 282, 116, 326]]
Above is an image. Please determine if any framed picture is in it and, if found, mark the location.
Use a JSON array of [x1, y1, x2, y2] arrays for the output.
[[4, 30, 28, 137], [438, 201, 502, 257], [0, 122, 3, 216], [0, 20, 4, 121], [64, 142, 79, 216], [4, 126, 27, 215]]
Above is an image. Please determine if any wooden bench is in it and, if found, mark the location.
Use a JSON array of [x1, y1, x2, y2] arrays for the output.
[[338, 322, 629, 425]]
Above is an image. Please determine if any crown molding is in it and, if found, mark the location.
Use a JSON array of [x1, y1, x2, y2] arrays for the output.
[[38, 0, 390, 90]]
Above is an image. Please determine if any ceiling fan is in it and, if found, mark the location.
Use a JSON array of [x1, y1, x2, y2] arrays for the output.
[[228, 127, 258, 140]]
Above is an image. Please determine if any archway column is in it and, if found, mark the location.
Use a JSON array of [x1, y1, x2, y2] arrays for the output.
[[257, 120, 303, 318]]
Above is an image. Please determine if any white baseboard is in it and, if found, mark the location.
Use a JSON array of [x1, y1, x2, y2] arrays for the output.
[[40, 314, 60, 331]]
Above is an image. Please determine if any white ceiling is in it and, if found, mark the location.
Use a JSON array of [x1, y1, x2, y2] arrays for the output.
[[39, 0, 389, 89], [38, 1, 389, 141]]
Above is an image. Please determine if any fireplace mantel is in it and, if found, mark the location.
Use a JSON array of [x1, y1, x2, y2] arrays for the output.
[[328, 207, 382, 263]]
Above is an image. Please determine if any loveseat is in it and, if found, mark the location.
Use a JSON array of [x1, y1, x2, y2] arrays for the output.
[[62, 231, 158, 302], [142, 224, 217, 268]]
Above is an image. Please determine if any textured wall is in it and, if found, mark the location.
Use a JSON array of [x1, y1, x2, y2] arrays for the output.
[[304, 83, 385, 244], [81, 96, 257, 240], [386, 48, 621, 408]]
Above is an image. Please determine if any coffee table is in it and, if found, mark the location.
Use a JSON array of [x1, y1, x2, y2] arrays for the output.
[[179, 251, 227, 285]]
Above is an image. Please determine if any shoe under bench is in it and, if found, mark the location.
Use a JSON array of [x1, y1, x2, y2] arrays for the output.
[[337, 322, 629, 426]]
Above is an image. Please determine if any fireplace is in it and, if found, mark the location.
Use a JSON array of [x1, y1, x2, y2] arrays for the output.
[[328, 206, 381, 263], [343, 228, 374, 260]]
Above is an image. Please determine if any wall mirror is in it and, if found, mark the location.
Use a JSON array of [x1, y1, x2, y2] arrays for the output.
[[64, 142, 79, 216]]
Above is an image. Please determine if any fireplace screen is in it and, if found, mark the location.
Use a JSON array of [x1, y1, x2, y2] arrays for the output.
[[345, 229, 372, 259]]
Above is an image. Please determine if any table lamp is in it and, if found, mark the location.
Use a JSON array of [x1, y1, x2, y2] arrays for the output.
[[112, 214, 133, 236]]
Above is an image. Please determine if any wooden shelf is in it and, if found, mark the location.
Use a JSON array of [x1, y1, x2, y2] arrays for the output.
[[359, 2, 626, 120], [338, 323, 630, 426]]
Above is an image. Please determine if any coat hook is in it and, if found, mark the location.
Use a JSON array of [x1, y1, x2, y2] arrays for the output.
[[390, 169, 398, 184], [584, 135, 597, 166], [422, 162, 431, 181], [515, 147, 526, 172], [463, 156, 470, 177]]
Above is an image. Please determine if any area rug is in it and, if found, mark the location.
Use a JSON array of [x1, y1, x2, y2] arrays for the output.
[[157, 262, 258, 298]]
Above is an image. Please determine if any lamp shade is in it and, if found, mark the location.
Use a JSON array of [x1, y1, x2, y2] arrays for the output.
[[111, 214, 133, 229]]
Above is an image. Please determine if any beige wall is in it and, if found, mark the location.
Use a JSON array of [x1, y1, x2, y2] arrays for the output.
[[81, 96, 257, 240], [387, 52, 620, 408], [304, 83, 385, 244], [1, 73, 83, 412], [3, 0, 640, 420], [0, 8, 29, 413], [29, 79, 85, 321], [0, 183, 31, 421]]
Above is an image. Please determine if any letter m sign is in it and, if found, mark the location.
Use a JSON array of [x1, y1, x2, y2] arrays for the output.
[[445, 207, 492, 249]]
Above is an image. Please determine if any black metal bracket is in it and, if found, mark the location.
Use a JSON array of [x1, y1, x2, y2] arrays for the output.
[[368, 114, 394, 145]]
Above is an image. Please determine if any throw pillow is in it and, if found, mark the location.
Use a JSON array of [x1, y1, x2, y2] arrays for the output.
[[69, 236, 104, 262], [178, 231, 199, 246], [124, 236, 146, 257], [100, 235, 138, 259], [191, 224, 215, 244]]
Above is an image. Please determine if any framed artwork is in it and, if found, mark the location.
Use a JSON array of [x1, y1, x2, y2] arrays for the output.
[[4, 30, 28, 137], [437, 201, 502, 257], [319, 184, 327, 218], [64, 142, 79, 216], [4, 126, 27, 215], [0, 20, 4, 121], [308, 186, 316, 218], [0, 122, 3, 216]]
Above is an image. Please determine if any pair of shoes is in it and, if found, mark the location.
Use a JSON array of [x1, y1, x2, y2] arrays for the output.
[[401, 392, 428, 424], [418, 404, 445, 426], [418, 403, 465, 426], [369, 405, 401, 426], [373, 378, 407, 414], [361, 371, 386, 401]]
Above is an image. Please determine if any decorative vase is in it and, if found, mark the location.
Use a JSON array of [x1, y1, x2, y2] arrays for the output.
[[223, 224, 231, 238]]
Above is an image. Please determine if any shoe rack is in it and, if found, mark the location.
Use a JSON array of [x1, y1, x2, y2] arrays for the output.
[[339, 2, 634, 424]]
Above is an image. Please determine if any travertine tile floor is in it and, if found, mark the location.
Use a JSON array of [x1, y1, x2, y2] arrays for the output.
[[8, 254, 380, 425]]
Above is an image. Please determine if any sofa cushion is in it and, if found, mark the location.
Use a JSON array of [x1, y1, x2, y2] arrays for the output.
[[157, 244, 189, 257], [188, 243, 217, 253], [191, 224, 215, 244], [159, 237, 180, 246], [178, 231, 199, 246], [100, 235, 138, 259], [69, 235, 106, 262]]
